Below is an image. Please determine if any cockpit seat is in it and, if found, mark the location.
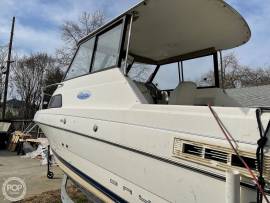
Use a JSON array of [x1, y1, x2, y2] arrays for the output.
[[169, 81, 241, 107], [169, 82, 197, 105], [195, 88, 241, 107]]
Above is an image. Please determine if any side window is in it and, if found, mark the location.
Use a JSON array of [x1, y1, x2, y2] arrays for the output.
[[48, 95, 62, 108], [153, 63, 179, 90], [65, 38, 95, 80], [183, 55, 215, 87], [92, 23, 123, 72]]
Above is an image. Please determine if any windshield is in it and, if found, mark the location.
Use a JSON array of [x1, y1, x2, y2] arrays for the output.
[[128, 63, 156, 83]]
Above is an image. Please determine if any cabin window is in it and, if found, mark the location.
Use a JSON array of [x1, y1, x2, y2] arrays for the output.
[[65, 38, 95, 80], [128, 63, 156, 83], [91, 23, 123, 72], [182, 55, 215, 87], [153, 63, 179, 90], [48, 94, 62, 108]]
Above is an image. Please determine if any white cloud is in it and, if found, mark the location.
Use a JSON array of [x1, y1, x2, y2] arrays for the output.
[[0, 19, 62, 56], [15, 23, 62, 54]]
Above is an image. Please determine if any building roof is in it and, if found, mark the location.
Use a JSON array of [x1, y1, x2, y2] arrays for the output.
[[226, 85, 270, 107]]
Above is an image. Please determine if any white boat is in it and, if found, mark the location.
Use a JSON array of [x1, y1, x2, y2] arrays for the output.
[[34, 0, 270, 202]]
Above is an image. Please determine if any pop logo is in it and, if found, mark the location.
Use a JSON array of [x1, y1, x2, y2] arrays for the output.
[[2, 177, 26, 201]]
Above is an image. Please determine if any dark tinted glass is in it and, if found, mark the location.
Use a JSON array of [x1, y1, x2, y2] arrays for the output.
[[48, 95, 62, 108]]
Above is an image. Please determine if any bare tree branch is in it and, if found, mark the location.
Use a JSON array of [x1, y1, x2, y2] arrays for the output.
[[202, 53, 270, 89], [11, 53, 60, 118], [57, 10, 105, 68]]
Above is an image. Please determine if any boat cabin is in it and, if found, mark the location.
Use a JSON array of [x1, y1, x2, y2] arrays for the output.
[[60, 0, 251, 108]]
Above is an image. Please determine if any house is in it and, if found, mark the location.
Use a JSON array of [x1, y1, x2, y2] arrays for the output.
[[0, 99, 25, 119]]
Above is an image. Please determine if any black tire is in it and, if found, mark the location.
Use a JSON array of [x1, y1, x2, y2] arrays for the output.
[[47, 171, 54, 179]]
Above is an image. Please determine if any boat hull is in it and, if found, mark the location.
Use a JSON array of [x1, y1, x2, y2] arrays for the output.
[[36, 111, 262, 203]]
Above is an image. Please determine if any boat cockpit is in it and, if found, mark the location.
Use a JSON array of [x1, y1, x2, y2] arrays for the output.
[[126, 53, 240, 107]]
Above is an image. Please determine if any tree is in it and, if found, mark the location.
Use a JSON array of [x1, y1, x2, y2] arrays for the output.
[[62, 11, 105, 46], [57, 11, 105, 67], [202, 53, 270, 89], [44, 65, 64, 95], [222, 53, 242, 88], [11, 53, 55, 118]]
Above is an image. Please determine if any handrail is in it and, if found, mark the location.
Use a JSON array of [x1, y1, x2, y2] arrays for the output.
[[42, 83, 64, 91], [23, 122, 38, 135]]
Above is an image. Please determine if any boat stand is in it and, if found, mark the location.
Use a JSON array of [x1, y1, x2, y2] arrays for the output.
[[61, 174, 74, 203], [47, 145, 54, 179]]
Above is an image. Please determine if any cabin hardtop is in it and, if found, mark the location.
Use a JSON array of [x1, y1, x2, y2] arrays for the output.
[[78, 0, 250, 63]]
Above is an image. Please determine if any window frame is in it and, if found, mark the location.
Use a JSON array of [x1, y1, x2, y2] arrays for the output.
[[181, 52, 220, 89], [149, 52, 220, 90], [63, 15, 129, 82], [127, 62, 159, 83], [152, 62, 181, 90], [90, 20, 126, 74], [64, 37, 96, 81]]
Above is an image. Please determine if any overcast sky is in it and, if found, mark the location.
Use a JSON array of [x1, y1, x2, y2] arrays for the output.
[[0, 0, 269, 68]]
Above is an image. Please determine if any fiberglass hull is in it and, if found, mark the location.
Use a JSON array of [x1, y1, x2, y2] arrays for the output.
[[35, 104, 269, 203]]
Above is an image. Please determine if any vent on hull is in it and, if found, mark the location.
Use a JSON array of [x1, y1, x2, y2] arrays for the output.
[[172, 138, 269, 181], [205, 148, 228, 163], [231, 154, 257, 170], [183, 144, 203, 157]]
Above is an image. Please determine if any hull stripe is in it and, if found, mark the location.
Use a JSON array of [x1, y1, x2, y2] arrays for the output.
[[53, 150, 128, 203], [38, 121, 261, 193]]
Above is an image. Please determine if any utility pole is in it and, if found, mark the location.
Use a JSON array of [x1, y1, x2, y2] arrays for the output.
[[2, 17, 15, 120]]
